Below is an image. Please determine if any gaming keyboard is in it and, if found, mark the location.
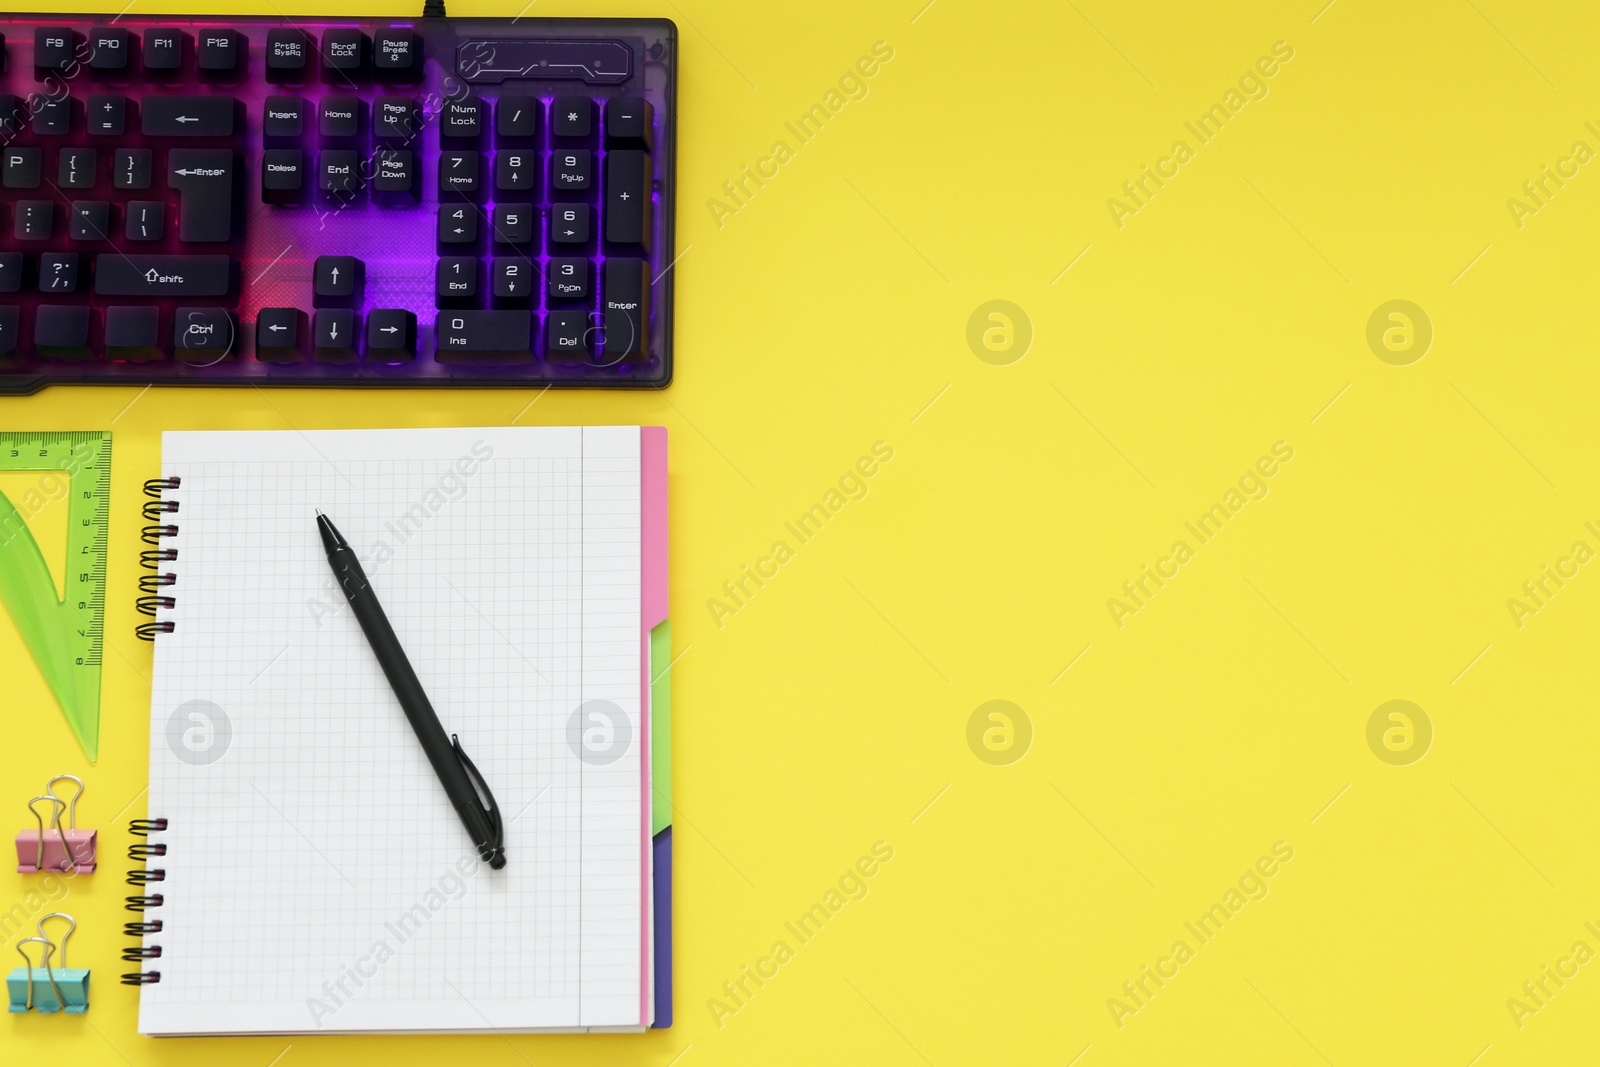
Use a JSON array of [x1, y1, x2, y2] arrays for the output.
[[0, 13, 677, 393]]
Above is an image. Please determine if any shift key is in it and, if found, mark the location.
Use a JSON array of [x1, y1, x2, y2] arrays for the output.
[[95, 254, 234, 297], [142, 96, 237, 137]]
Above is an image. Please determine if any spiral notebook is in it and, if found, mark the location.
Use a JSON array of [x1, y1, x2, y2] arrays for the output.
[[131, 426, 672, 1036]]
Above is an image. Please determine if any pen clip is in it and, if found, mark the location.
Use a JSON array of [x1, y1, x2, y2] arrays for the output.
[[451, 734, 504, 858]]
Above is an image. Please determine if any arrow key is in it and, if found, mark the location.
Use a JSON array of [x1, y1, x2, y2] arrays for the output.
[[255, 307, 304, 362], [314, 255, 359, 302], [314, 309, 358, 362], [437, 204, 477, 246], [549, 203, 589, 246], [366, 309, 416, 363]]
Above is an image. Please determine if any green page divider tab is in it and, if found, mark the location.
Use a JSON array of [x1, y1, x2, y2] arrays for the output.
[[0, 432, 111, 762]]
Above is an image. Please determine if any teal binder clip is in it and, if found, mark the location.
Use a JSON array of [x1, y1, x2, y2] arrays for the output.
[[7, 913, 89, 1014]]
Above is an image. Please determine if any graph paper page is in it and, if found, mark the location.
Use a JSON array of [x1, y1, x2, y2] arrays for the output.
[[139, 426, 644, 1035]]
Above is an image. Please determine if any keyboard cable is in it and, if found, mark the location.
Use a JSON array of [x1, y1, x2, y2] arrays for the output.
[[423, 0, 447, 15]]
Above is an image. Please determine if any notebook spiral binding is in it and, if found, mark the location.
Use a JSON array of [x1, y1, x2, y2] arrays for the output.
[[137, 478, 181, 640], [121, 818, 167, 986]]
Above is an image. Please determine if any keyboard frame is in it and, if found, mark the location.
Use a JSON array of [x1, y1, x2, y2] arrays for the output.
[[0, 13, 677, 395]]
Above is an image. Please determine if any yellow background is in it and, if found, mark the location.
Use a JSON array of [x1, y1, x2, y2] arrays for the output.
[[4, 0, 1599, 1063]]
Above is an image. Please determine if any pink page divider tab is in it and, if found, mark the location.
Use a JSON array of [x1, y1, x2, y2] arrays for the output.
[[641, 427, 669, 630], [639, 426, 668, 1026]]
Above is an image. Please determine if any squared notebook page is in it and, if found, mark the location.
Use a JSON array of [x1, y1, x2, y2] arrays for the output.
[[140, 426, 644, 1035]]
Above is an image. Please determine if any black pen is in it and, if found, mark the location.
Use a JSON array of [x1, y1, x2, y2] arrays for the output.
[[316, 509, 506, 869]]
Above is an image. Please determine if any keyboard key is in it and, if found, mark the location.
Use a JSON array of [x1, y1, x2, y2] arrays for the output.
[[262, 149, 305, 203], [373, 30, 421, 81], [553, 96, 592, 138], [173, 308, 235, 362], [255, 307, 304, 362], [264, 95, 305, 138], [550, 203, 589, 244], [495, 151, 536, 194], [143, 95, 235, 137], [435, 310, 533, 364], [319, 95, 361, 139], [547, 257, 589, 300], [497, 96, 538, 140], [605, 97, 653, 149], [321, 30, 368, 76], [35, 28, 78, 75], [436, 257, 477, 303], [197, 30, 242, 75], [0, 307, 19, 357], [168, 149, 236, 242], [438, 152, 480, 197], [443, 98, 482, 140], [492, 204, 533, 246], [114, 148, 151, 189], [38, 254, 79, 293], [265, 29, 312, 82], [88, 27, 130, 72], [0, 95, 18, 137], [603, 259, 650, 359], [314, 255, 358, 300], [547, 310, 590, 357], [374, 97, 416, 141], [125, 201, 164, 241], [605, 150, 651, 248], [0, 254, 20, 293], [105, 306, 163, 360], [318, 150, 361, 197], [32, 99, 70, 135], [492, 258, 533, 304], [438, 204, 476, 245], [58, 147, 97, 189], [373, 149, 417, 202], [366, 309, 416, 362], [35, 306, 92, 360], [95, 254, 233, 297], [3, 148, 40, 189], [313, 309, 358, 362], [88, 93, 126, 135], [552, 149, 591, 192], [69, 201, 110, 241], [143, 29, 184, 74], [14, 201, 53, 240]]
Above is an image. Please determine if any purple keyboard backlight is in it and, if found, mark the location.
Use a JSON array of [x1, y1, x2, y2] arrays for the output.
[[0, 14, 677, 393]]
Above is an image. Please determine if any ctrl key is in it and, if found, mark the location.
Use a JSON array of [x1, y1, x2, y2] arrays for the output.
[[173, 308, 236, 364], [35, 306, 93, 361]]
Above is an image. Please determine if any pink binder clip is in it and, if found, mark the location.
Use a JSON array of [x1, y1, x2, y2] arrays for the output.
[[15, 776, 96, 875]]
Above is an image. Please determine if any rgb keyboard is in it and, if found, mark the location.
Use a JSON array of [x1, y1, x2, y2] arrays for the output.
[[0, 14, 677, 393]]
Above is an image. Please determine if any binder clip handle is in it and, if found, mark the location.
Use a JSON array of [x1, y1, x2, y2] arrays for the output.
[[36, 914, 73, 968], [12, 937, 63, 1013], [25, 796, 70, 873], [45, 775, 84, 830]]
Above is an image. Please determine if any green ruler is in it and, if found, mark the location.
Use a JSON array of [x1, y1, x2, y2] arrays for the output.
[[0, 431, 111, 762]]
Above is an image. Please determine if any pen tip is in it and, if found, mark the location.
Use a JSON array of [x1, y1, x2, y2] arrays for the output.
[[315, 508, 324, 517]]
